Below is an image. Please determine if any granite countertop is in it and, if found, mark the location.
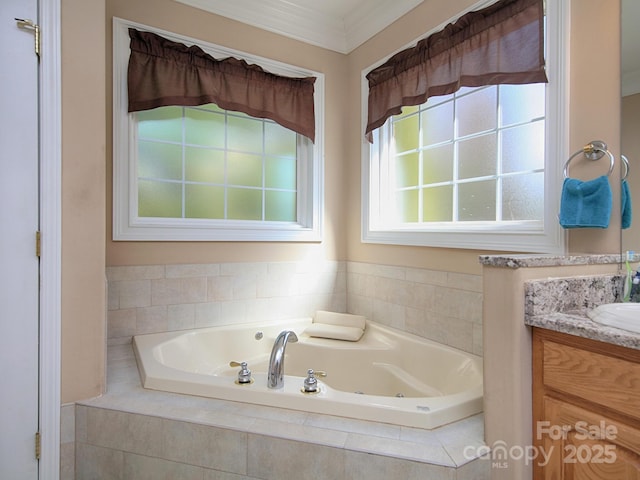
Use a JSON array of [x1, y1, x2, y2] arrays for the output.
[[523, 273, 640, 350], [525, 310, 640, 350], [479, 254, 631, 269]]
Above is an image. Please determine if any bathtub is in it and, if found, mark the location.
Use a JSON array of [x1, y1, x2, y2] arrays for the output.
[[133, 318, 483, 429]]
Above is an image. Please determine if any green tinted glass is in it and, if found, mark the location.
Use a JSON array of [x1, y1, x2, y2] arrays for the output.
[[227, 152, 262, 187], [393, 113, 419, 153], [422, 186, 453, 222], [265, 123, 296, 158], [185, 108, 225, 148], [395, 153, 419, 188], [138, 141, 183, 180], [138, 180, 182, 218], [185, 147, 225, 184], [227, 188, 262, 220], [265, 156, 296, 189], [185, 184, 224, 219], [228, 115, 263, 152], [137, 107, 183, 143], [266, 190, 296, 221]]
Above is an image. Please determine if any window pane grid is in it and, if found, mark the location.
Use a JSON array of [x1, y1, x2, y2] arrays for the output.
[[386, 84, 545, 225], [137, 104, 297, 222]]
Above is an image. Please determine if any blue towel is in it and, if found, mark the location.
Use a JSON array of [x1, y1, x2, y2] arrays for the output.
[[622, 178, 632, 229], [559, 175, 612, 229]]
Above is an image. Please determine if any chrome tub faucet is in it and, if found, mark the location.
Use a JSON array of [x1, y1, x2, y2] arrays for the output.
[[267, 330, 298, 389]]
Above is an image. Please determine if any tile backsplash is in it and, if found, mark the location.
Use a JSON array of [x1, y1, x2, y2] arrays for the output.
[[107, 261, 483, 355]]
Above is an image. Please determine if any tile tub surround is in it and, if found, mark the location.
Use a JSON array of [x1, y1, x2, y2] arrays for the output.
[[72, 343, 490, 480], [106, 261, 347, 344], [346, 262, 483, 356], [107, 261, 483, 355], [524, 274, 640, 350]]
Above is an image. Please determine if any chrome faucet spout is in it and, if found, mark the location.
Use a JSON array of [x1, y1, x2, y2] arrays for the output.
[[267, 330, 298, 389]]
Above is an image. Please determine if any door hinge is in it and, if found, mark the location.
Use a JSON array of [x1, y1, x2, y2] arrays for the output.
[[15, 18, 40, 58], [35, 432, 41, 460], [35, 230, 41, 257]]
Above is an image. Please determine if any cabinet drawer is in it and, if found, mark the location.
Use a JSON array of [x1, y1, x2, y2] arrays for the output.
[[543, 340, 640, 421]]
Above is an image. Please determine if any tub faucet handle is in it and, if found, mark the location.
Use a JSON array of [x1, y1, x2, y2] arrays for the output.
[[230, 361, 252, 384], [302, 369, 327, 393]]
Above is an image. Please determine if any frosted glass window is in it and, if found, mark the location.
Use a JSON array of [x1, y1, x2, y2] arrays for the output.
[[458, 181, 496, 221], [393, 113, 419, 153], [502, 173, 544, 221], [394, 153, 419, 188], [227, 152, 263, 187], [422, 144, 453, 184], [228, 188, 262, 220], [421, 102, 454, 145], [134, 104, 299, 223], [422, 186, 453, 222], [185, 148, 225, 184], [266, 191, 296, 221], [397, 189, 418, 223], [369, 81, 548, 230], [501, 122, 545, 173], [185, 108, 225, 148], [458, 134, 497, 180], [113, 20, 323, 242], [265, 123, 296, 157], [185, 184, 224, 219], [266, 157, 296, 189], [362, 1, 566, 253], [138, 180, 181, 218], [138, 107, 183, 143], [457, 87, 497, 137], [138, 141, 182, 180], [228, 115, 263, 152], [500, 84, 545, 127]]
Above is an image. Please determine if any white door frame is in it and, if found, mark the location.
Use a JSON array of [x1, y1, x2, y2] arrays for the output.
[[39, 0, 61, 478]]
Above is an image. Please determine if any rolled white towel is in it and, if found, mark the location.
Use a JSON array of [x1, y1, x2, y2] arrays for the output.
[[304, 323, 364, 342], [314, 310, 366, 330], [304, 311, 366, 341]]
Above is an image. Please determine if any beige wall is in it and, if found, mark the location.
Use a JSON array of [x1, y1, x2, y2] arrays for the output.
[[60, 0, 624, 402], [566, 0, 621, 254], [61, 0, 106, 403]]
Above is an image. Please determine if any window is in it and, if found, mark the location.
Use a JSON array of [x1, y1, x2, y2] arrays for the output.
[[362, 0, 567, 253], [113, 19, 324, 241]]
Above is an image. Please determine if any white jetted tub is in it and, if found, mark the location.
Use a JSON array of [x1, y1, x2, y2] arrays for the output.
[[133, 318, 483, 429]]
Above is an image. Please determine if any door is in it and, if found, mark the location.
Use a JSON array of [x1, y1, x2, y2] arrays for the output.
[[0, 0, 41, 478]]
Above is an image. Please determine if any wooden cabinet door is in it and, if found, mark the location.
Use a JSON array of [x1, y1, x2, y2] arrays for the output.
[[541, 397, 640, 479]]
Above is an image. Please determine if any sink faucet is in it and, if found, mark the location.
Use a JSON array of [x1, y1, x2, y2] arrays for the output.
[[267, 330, 298, 389]]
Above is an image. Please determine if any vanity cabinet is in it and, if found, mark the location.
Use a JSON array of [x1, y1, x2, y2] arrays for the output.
[[532, 328, 640, 479]]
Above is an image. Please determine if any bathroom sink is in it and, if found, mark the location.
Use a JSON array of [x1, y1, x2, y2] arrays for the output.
[[587, 303, 640, 334]]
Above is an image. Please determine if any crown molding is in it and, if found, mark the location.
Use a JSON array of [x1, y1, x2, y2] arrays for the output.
[[175, 0, 423, 54]]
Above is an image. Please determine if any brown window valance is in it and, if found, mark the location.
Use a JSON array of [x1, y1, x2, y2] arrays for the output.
[[365, 0, 548, 141], [127, 29, 317, 142]]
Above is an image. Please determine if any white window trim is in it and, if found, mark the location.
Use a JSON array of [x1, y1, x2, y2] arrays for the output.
[[113, 17, 324, 241], [361, 0, 569, 254]]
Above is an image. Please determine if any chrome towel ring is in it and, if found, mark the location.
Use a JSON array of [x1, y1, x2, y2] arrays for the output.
[[563, 140, 615, 179], [621, 154, 630, 181]]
